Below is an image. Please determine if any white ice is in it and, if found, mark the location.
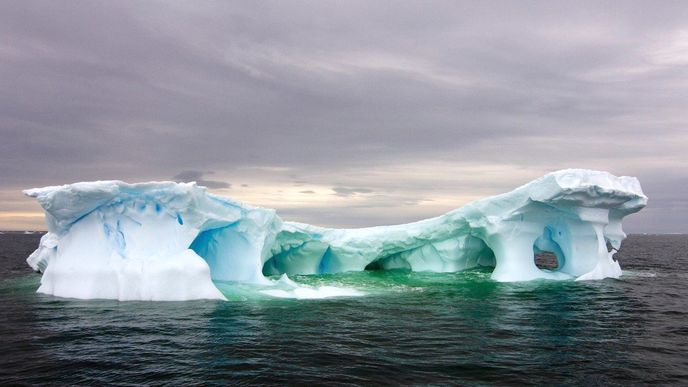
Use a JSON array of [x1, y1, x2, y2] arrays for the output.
[[259, 274, 365, 299], [25, 169, 647, 301]]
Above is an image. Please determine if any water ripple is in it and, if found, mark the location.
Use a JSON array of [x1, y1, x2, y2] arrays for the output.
[[1, 233, 687, 384]]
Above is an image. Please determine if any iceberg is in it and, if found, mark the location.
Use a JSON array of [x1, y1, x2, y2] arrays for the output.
[[24, 169, 647, 301]]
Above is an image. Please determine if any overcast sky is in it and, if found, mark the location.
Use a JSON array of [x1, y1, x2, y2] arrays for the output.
[[1, 1, 686, 232]]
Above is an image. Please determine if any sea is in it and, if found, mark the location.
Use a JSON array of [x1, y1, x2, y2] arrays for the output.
[[1, 232, 686, 385]]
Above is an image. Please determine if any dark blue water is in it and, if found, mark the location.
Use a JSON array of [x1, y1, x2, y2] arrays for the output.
[[1, 233, 687, 385]]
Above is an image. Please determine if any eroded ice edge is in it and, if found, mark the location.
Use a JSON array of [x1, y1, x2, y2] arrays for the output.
[[24, 169, 646, 301]]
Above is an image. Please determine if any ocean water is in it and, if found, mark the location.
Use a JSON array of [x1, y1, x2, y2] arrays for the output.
[[1, 233, 687, 385]]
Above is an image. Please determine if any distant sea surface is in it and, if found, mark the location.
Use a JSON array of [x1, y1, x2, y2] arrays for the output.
[[1, 232, 687, 385]]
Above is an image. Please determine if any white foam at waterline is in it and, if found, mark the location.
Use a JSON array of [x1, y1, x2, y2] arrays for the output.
[[260, 274, 365, 299], [260, 286, 365, 299]]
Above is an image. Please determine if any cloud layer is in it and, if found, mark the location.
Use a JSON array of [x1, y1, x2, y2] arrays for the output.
[[1, 1, 687, 232], [173, 170, 230, 189]]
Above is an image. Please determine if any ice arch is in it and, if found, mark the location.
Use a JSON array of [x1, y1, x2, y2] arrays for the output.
[[24, 169, 647, 301], [263, 234, 496, 275]]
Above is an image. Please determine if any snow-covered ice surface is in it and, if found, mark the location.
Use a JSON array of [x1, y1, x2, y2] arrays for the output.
[[24, 169, 647, 301]]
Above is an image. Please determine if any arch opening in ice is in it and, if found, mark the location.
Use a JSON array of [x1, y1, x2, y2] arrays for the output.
[[533, 226, 565, 271]]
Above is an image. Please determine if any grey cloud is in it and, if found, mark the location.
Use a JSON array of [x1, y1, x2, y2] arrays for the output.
[[173, 171, 230, 189], [0, 1, 687, 231], [300, 190, 316, 194], [332, 187, 374, 197]]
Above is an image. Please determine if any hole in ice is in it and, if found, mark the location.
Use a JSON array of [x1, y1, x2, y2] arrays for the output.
[[534, 252, 559, 270], [606, 239, 614, 253], [364, 254, 412, 271], [533, 227, 564, 271], [364, 260, 384, 271]]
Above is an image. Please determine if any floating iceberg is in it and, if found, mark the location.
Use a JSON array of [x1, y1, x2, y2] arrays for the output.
[[25, 169, 646, 301]]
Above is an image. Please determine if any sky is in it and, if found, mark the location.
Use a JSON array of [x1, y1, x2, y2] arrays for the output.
[[1, 1, 686, 232]]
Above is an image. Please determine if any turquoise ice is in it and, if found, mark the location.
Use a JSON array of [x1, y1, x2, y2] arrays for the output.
[[25, 169, 646, 301]]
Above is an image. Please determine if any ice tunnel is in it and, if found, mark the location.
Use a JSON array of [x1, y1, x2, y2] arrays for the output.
[[24, 169, 647, 300]]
